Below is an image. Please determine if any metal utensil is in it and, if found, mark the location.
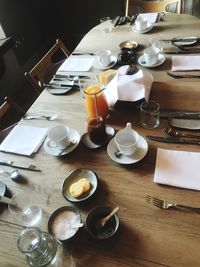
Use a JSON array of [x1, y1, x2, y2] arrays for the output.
[[115, 149, 123, 158], [167, 71, 200, 79], [146, 135, 200, 145], [96, 206, 119, 229], [146, 195, 200, 212], [0, 181, 7, 197], [159, 110, 200, 118], [0, 169, 20, 181], [0, 160, 41, 172], [163, 127, 200, 139], [23, 114, 58, 121], [72, 52, 95, 56], [169, 118, 200, 130]]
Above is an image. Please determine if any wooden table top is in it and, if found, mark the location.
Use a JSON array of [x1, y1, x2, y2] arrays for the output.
[[1, 13, 200, 267]]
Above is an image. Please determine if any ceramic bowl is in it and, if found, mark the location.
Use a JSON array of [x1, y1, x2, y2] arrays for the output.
[[62, 168, 98, 203], [85, 206, 120, 240], [48, 206, 82, 241], [119, 40, 138, 50]]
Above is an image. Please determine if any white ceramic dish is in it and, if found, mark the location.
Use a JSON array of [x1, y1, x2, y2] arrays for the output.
[[82, 126, 115, 149], [43, 128, 80, 156], [62, 168, 98, 202], [132, 22, 153, 34], [93, 56, 117, 70], [107, 136, 148, 164], [138, 54, 165, 68]]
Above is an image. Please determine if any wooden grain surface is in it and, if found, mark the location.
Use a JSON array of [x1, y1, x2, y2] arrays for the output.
[[1, 13, 200, 267]]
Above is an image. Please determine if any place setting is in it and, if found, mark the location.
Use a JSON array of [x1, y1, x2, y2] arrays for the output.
[[43, 124, 81, 156], [92, 49, 117, 70], [138, 39, 165, 68], [132, 14, 154, 34], [107, 122, 148, 165]]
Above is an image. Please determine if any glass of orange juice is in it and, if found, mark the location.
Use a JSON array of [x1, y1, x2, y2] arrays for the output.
[[84, 85, 109, 119]]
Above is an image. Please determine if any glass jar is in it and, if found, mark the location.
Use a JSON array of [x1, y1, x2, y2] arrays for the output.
[[17, 227, 63, 267]]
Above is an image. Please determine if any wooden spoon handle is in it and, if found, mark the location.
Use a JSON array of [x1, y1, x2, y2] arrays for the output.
[[103, 206, 119, 223]]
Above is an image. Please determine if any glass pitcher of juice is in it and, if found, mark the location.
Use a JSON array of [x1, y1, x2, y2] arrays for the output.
[[84, 85, 109, 119]]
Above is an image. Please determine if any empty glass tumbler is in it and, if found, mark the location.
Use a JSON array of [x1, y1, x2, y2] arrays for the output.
[[17, 227, 63, 267]]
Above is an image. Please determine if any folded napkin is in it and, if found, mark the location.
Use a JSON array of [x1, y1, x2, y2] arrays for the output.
[[57, 56, 94, 72], [0, 125, 48, 156], [172, 55, 200, 71], [154, 148, 200, 190], [105, 66, 153, 108], [138, 13, 159, 24]]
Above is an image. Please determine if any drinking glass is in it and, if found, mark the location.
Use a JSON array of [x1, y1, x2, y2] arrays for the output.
[[100, 17, 113, 33], [84, 85, 109, 119], [139, 100, 160, 129], [8, 191, 43, 226], [86, 115, 107, 145], [78, 76, 98, 98]]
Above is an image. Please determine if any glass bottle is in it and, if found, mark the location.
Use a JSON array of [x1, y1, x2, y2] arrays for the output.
[[17, 227, 63, 267]]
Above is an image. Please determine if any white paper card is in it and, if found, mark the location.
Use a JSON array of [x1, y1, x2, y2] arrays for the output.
[[57, 56, 94, 72]]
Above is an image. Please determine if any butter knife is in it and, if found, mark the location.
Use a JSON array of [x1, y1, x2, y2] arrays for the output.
[[159, 111, 200, 118], [146, 136, 200, 145], [167, 72, 200, 79], [0, 160, 41, 172]]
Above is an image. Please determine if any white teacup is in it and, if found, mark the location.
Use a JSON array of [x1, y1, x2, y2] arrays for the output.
[[48, 125, 70, 149], [143, 46, 160, 65], [114, 122, 139, 156], [135, 17, 148, 31], [95, 50, 112, 68]]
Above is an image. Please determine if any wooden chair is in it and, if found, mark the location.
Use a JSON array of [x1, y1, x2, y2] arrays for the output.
[[25, 39, 70, 94], [0, 96, 25, 139], [128, 0, 182, 15]]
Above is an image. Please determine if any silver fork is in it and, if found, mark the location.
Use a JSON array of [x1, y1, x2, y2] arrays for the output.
[[23, 114, 58, 121], [146, 195, 200, 212]]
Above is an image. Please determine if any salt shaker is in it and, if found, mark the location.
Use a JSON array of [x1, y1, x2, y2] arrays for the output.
[[17, 227, 63, 267]]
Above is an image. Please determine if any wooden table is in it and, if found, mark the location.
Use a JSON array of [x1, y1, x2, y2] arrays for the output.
[[1, 13, 200, 267]]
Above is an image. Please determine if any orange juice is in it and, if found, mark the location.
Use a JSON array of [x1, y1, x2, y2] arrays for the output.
[[84, 85, 109, 119]]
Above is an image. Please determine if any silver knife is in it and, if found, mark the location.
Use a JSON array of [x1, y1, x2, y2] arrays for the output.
[[146, 136, 200, 145], [159, 111, 200, 118], [0, 160, 41, 172], [161, 38, 199, 42], [165, 50, 200, 54]]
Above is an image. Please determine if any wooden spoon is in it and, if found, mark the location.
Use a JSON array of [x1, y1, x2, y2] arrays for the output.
[[96, 206, 119, 229]]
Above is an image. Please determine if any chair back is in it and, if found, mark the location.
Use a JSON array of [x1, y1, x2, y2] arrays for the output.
[[25, 39, 70, 94], [128, 0, 182, 15]]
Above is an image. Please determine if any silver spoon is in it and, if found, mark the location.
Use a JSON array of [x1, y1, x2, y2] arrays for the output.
[[23, 114, 58, 121], [163, 127, 200, 139], [0, 169, 20, 181], [115, 149, 123, 158]]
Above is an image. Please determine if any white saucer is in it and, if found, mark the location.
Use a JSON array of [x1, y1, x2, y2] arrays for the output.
[[133, 23, 153, 34], [46, 80, 74, 95], [107, 136, 148, 164], [138, 54, 165, 68], [44, 128, 80, 156], [82, 126, 115, 149], [93, 56, 117, 70]]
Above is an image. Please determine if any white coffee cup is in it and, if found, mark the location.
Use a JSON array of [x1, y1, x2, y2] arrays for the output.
[[143, 46, 160, 65], [114, 122, 139, 156], [48, 125, 70, 149], [135, 17, 148, 31], [95, 50, 112, 68]]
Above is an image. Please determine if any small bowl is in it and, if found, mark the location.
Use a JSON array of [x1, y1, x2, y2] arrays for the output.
[[85, 206, 120, 240], [48, 206, 82, 241], [119, 40, 139, 50], [62, 168, 98, 203]]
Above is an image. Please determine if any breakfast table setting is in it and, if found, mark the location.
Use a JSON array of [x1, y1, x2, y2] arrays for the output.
[[1, 11, 200, 267]]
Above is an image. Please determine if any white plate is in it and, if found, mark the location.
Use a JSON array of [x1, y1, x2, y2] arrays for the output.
[[172, 36, 197, 46], [44, 128, 80, 156], [138, 54, 165, 68], [107, 136, 148, 164], [132, 23, 153, 34], [46, 80, 74, 95], [61, 168, 98, 202], [93, 56, 117, 70], [82, 126, 115, 149]]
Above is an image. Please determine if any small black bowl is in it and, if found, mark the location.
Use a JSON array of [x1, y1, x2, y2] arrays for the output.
[[85, 206, 120, 240]]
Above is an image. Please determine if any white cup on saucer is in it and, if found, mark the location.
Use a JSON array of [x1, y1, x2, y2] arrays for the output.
[[95, 50, 112, 68], [48, 125, 71, 149], [114, 122, 139, 156], [143, 46, 160, 65], [135, 16, 148, 31]]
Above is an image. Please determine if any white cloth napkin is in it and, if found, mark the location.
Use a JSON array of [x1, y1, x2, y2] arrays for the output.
[[105, 66, 153, 108], [172, 55, 200, 71], [138, 13, 159, 24], [154, 148, 200, 190], [0, 125, 48, 156], [57, 56, 94, 72]]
